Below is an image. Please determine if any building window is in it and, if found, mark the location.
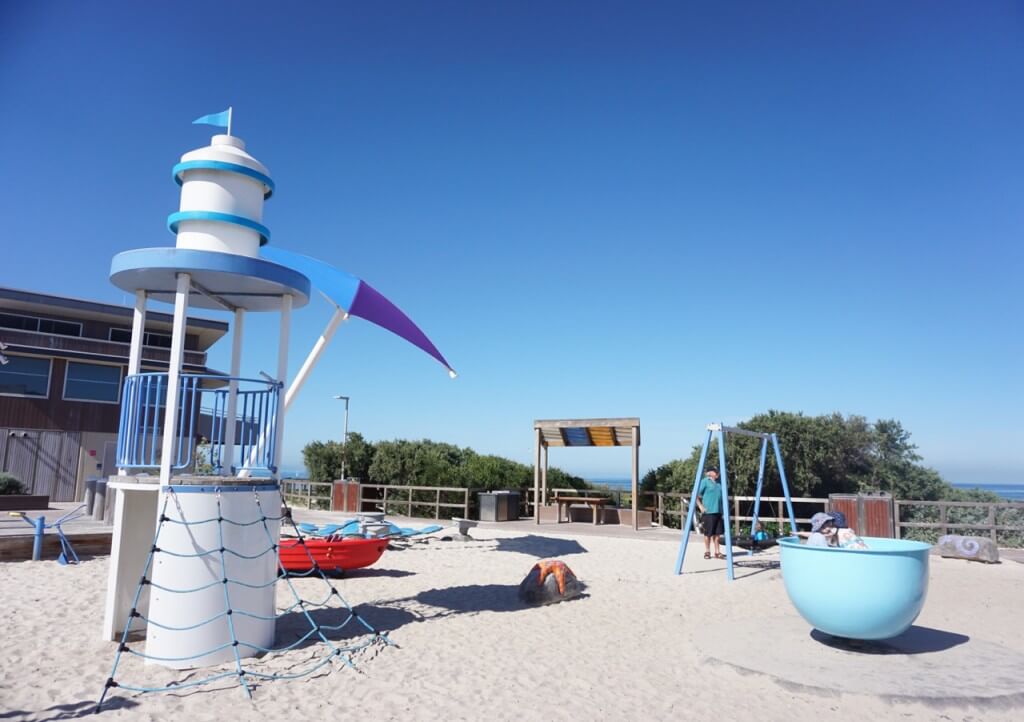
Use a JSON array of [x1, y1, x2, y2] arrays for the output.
[[63, 361, 122, 403], [0, 312, 82, 337], [109, 328, 174, 348], [0, 355, 51, 397]]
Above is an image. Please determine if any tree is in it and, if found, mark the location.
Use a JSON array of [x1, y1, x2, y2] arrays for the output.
[[301, 440, 344, 483], [340, 432, 375, 481], [644, 411, 965, 501]]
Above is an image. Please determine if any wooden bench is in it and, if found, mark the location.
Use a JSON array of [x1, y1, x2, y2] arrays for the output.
[[551, 496, 609, 525]]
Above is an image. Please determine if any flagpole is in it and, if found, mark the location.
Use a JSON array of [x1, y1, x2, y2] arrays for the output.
[[227, 106, 233, 136]]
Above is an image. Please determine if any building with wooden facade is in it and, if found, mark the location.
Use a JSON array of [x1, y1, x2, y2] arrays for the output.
[[0, 286, 227, 501]]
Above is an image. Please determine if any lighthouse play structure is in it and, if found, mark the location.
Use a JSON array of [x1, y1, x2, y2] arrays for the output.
[[99, 110, 453, 698]]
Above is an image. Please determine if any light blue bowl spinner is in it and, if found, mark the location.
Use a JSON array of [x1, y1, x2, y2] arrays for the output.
[[777, 536, 931, 640]]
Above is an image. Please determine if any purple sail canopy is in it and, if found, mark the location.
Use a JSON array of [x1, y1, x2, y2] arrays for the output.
[[261, 246, 455, 376]]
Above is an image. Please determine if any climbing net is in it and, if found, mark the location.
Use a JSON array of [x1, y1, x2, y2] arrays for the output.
[[96, 485, 390, 712]]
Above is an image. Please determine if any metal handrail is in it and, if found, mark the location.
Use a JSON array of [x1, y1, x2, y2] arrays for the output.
[[116, 372, 280, 475]]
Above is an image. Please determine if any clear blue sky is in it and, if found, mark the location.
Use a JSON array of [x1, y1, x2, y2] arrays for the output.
[[2, 1, 1021, 484]]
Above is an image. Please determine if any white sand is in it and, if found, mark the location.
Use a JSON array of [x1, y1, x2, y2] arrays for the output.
[[2, 528, 1023, 721]]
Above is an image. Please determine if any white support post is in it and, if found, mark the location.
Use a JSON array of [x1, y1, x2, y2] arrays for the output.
[[631, 425, 640, 531], [119, 290, 147, 475], [222, 308, 245, 475], [127, 290, 147, 376], [541, 444, 549, 507], [533, 429, 541, 524], [272, 294, 292, 480], [159, 273, 191, 486]]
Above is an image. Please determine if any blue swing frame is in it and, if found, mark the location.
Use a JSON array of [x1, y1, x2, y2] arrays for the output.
[[673, 423, 799, 580]]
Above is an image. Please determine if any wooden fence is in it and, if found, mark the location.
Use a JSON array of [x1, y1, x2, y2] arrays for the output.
[[280, 480, 333, 510], [279, 481, 1024, 546], [359, 484, 473, 520], [894, 499, 1024, 545]]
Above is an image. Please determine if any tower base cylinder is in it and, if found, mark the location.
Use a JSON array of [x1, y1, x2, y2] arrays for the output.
[[145, 481, 281, 669]]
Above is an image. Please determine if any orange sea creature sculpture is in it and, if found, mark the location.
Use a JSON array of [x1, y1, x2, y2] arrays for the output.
[[518, 559, 584, 605]]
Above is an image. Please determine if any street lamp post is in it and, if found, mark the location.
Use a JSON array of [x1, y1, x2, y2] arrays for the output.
[[334, 395, 350, 480]]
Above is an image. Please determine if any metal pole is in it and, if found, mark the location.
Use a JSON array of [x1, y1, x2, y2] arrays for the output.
[[749, 436, 769, 541], [334, 395, 350, 481], [674, 429, 712, 575], [718, 430, 736, 581], [32, 515, 45, 561], [771, 433, 799, 534]]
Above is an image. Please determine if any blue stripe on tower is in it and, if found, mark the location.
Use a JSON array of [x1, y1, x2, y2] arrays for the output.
[[167, 211, 271, 246], [172, 160, 275, 199]]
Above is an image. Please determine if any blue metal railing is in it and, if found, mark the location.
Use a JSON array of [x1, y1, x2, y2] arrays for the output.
[[116, 373, 281, 475]]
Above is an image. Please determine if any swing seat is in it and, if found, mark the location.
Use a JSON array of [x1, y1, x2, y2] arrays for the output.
[[778, 536, 931, 640], [722, 535, 778, 551]]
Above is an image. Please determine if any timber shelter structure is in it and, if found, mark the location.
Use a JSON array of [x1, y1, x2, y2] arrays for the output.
[[533, 417, 641, 530]]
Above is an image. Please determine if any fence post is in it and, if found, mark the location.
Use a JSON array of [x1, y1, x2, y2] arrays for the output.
[[657, 493, 664, 527], [940, 504, 948, 537], [733, 496, 740, 535], [435, 488, 440, 519], [988, 504, 997, 546], [407, 487, 413, 518], [464, 488, 470, 519], [894, 501, 901, 539]]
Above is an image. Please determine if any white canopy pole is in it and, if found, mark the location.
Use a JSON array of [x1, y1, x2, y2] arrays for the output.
[[284, 305, 347, 410]]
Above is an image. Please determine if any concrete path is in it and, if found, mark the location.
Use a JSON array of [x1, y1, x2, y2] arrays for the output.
[[693, 613, 1024, 708]]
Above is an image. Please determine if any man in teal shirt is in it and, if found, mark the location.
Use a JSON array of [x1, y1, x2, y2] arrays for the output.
[[696, 468, 725, 559]]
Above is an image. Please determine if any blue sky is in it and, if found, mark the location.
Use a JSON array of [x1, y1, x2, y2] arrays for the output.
[[2, 2, 1021, 483]]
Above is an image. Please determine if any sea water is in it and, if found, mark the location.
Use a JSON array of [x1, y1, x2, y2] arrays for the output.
[[951, 482, 1024, 501]]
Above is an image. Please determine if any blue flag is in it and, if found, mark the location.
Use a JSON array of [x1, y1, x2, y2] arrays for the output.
[[192, 109, 231, 128]]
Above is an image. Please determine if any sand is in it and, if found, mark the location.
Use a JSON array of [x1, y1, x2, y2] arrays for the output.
[[1, 526, 1023, 721]]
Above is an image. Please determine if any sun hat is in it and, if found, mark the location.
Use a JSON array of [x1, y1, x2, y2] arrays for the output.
[[810, 512, 834, 533], [829, 511, 848, 529]]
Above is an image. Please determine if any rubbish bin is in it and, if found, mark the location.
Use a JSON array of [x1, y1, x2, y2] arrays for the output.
[[92, 480, 108, 522], [505, 490, 521, 520], [478, 491, 521, 522], [84, 478, 99, 515]]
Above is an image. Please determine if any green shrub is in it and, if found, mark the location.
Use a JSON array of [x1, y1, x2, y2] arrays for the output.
[[0, 473, 26, 495]]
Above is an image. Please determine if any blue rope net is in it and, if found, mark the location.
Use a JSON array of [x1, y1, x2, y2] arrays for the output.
[[95, 486, 391, 712]]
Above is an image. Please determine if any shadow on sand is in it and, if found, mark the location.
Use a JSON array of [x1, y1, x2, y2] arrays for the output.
[[1, 696, 139, 720], [275, 581, 563, 649], [810, 625, 970, 655], [493, 535, 587, 558]]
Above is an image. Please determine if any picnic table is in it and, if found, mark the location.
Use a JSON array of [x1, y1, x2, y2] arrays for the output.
[[551, 496, 609, 525]]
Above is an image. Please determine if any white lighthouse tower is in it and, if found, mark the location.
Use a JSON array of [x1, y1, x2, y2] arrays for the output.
[[103, 122, 310, 667]]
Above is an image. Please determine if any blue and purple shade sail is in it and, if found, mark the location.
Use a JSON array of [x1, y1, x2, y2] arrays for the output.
[[261, 246, 455, 378]]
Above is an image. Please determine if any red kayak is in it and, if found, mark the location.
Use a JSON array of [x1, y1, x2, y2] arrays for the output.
[[279, 537, 389, 573]]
